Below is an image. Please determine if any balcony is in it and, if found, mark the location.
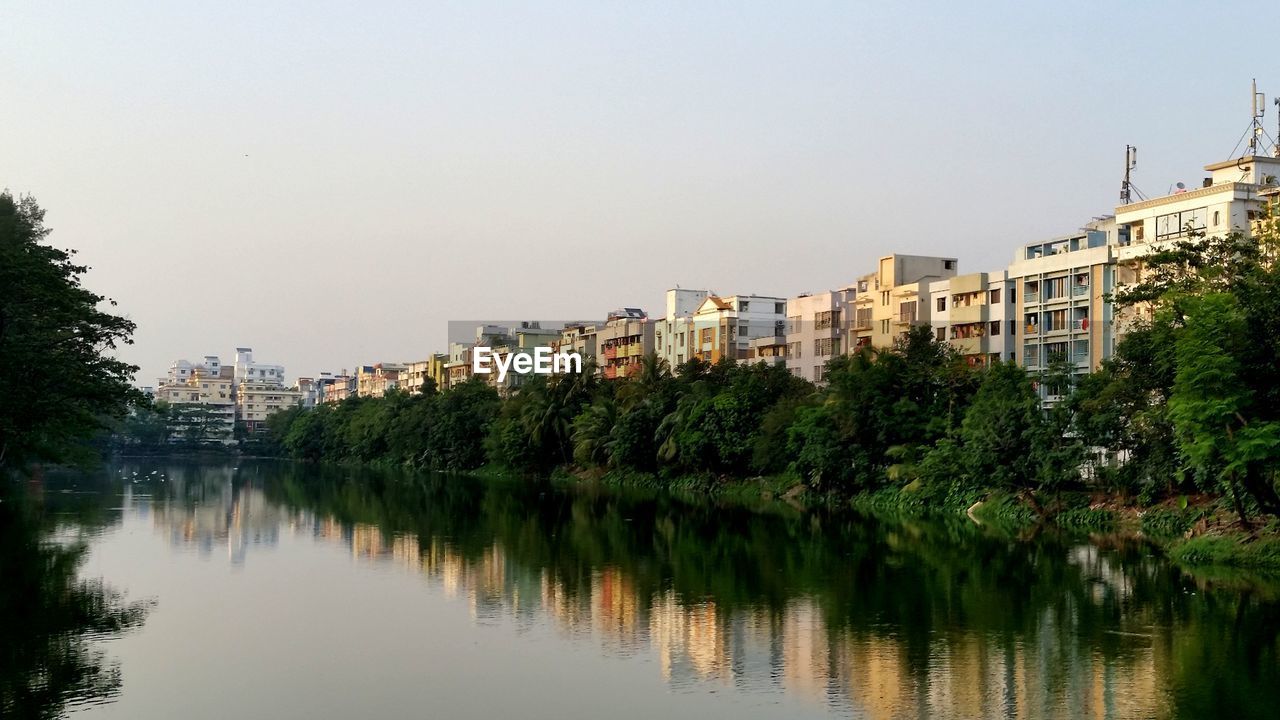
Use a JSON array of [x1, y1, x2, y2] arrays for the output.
[[1023, 291, 1040, 304], [1024, 324, 1039, 336], [1073, 351, 1090, 366], [1071, 319, 1090, 331], [1072, 284, 1089, 297]]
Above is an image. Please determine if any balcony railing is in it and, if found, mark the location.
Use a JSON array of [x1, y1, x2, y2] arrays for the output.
[[1025, 324, 1039, 335], [1072, 319, 1090, 331], [1072, 351, 1089, 365], [1072, 284, 1089, 297]]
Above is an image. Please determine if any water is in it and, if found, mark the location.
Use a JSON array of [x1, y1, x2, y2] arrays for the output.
[[3, 460, 1279, 719]]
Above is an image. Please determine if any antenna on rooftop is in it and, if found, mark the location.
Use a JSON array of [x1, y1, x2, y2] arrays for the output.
[[1249, 78, 1266, 156], [1120, 145, 1138, 204]]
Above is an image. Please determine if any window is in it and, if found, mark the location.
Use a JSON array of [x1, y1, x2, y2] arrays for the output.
[[937, 296, 947, 312], [935, 327, 946, 341], [814, 337, 836, 356], [738, 300, 749, 312], [813, 365, 825, 382], [858, 280, 868, 292], [881, 291, 890, 306], [1007, 320, 1015, 335], [774, 302, 785, 314], [989, 288, 1001, 304], [989, 321, 1001, 336], [1155, 207, 1208, 240], [1213, 210, 1221, 226], [815, 311, 835, 330], [854, 308, 873, 329], [944, 260, 955, 270], [880, 319, 890, 334], [788, 315, 801, 333], [788, 342, 802, 359], [1010, 288, 1016, 304]]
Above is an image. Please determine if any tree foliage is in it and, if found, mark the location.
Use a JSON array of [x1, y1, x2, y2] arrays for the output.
[[0, 192, 142, 468]]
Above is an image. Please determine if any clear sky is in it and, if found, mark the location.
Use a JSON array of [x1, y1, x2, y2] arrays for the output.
[[3, 1, 1276, 385]]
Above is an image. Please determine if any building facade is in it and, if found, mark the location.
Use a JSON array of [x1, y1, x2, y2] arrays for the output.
[[785, 287, 855, 382], [596, 308, 654, 379], [928, 271, 1015, 367], [850, 254, 958, 352]]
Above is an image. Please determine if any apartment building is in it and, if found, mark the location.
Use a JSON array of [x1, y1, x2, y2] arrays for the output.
[[556, 322, 600, 368], [320, 373, 356, 403], [1113, 153, 1280, 333], [849, 254, 958, 352], [785, 287, 855, 382], [746, 335, 787, 366], [400, 355, 447, 395], [236, 382, 303, 433], [928, 271, 1016, 367], [152, 364, 237, 444], [688, 293, 787, 364], [655, 288, 710, 371], [356, 363, 405, 397], [1008, 219, 1118, 401], [597, 308, 654, 379], [233, 347, 285, 387]]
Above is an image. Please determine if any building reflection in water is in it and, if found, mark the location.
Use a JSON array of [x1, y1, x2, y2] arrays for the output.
[[133, 472, 1243, 719]]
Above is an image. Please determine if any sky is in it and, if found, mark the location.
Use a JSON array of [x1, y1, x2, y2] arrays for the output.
[[3, 1, 1277, 385]]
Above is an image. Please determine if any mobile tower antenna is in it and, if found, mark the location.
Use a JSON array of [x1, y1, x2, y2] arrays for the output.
[[1248, 78, 1267, 156], [1120, 145, 1138, 204]]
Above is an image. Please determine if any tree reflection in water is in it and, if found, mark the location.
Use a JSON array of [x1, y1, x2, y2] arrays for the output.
[[0, 478, 152, 719]]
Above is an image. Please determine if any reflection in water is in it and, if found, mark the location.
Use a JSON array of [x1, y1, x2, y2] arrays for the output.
[[0, 476, 152, 719], [17, 461, 1280, 719]]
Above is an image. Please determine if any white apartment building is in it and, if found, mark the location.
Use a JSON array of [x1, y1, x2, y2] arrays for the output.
[[234, 347, 285, 387], [1008, 219, 1118, 402], [655, 288, 710, 371], [928, 271, 1016, 367], [785, 287, 855, 382], [688, 293, 787, 365]]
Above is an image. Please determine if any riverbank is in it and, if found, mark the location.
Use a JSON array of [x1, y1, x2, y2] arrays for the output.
[[529, 466, 1280, 573]]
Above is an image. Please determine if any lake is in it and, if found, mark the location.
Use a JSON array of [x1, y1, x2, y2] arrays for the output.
[[3, 460, 1278, 719]]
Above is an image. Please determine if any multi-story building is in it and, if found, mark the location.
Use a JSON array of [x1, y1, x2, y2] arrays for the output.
[[655, 289, 710, 371], [400, 360, 435, 395], [320, 373, 356, 403], [1113, 153, 1280, 334], [356, 363, 405, 397], [556, 322, 600, 368], [596, 308, 654, 379], [928, 271, 1016, 367], [236, 382, 303, 433], [688, 293, 787, 364], [233, 347, 285, 387], [1008, 219, 1118, 401], [849, 254, 958, 352], [785, 287, 855, 382], [746, 335, 788, 367], [152, 364, 237, 444]]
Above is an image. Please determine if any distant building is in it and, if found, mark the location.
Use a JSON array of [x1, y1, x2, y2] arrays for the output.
[[596, 308, 654, 379], [152, 363, 236, 444], [689, 293, 787, 364], [357, 363, 405, 398], [655, 288, 710, 370], [236, 382, 303, 433], [233, 347, 285, 387], [849, 254, 958, 352], [785, 287, 855, 382], [928, 271, 1015, 367]]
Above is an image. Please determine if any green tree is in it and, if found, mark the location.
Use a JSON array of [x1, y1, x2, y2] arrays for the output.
[[0, 192, 142, 467]]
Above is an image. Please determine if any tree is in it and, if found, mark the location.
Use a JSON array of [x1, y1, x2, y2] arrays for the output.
[[0, 192, 142, 468], [956, 361, 1046, 498]]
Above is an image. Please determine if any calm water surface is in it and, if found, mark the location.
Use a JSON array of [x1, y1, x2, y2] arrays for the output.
[[3, 460, 1279, 719]]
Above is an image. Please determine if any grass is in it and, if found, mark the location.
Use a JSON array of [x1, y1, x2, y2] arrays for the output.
[[1168, 534, 1280, 570]]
